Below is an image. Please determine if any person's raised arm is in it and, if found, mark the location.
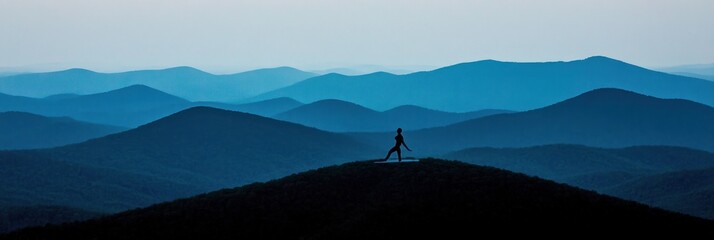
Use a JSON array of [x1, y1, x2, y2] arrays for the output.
[[402, 141, 412, 151]]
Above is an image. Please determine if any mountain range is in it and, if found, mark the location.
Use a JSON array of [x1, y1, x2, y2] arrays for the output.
[[0, 85, 191, 127], [274, 99, 511, 132], [4, 159, 711, 239], [253, 56, 714, 112], [0, 66, 316, 102], [3, 88, 714, 231], [0, 112, 124, 150], [351, 88, 714, 154], [0, 85, 310, 127], [4, 56, 714, 234], [0, 84, 512, 129]]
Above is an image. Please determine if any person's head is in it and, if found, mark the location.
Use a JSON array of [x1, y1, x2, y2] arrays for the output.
[[397, 128, 402, 134]]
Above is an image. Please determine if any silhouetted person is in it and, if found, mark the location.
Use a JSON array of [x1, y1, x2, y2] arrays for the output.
[[384, 128, 412, 162]]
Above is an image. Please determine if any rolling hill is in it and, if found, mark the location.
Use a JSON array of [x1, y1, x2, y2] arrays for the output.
[[274, 99, 511, 132], [0, 151, 202, 213], [0, 66, 316, 102], [4, 159, 711, 239], [0, 85, 306, 127], [41, 107, 378, 188], [606, 167, 714, 220], [253, 56, 714, 112], [443, 144, 714, 219], [351, 88, 714, 154], [444, 145, 714, 185], [0, 112, 124, 150], [0, 107, 378, 212], [0, 85, 190, 127]]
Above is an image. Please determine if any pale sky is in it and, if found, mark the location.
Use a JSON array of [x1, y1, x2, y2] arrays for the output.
[[1, 0, 713, 73]]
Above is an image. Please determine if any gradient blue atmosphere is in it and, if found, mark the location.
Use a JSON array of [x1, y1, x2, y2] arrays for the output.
[[0, 0, 713, 237]]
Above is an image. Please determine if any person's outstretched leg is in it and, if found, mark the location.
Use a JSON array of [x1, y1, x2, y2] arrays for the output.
[[384, 147, 397, 161], [397, 148, 402, 162]]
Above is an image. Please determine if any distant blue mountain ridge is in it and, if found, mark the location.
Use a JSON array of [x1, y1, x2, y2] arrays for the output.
[[0, 66, 316, 102], [0, 85, 308, 127], [253, 56, 714, 112], [4, 56, 714, 113], [0, 84, 511, 129]]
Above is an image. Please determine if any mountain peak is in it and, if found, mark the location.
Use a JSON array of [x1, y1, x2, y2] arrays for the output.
[[311, 98, 365, 106], [172, 105, 231, 115], [578, 87, 640, 97], [361, 71, 397, 77], [79, 85, 189, 103], [110, 84, 169, 94], [561, 88, 674, 105], [55, 68, 98, 74], [583, 55, 618, 61], [385, 104, 430, 112], [288, 99, 377, 114], [544, 88, 712, 112], [228, 66, 315, 78], [157, 66, 210, 75], [575, 55, 631, 65]]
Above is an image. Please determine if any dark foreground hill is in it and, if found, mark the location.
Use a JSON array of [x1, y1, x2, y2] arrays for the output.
[[6, 159, 711, 239], [0, 206, 102, 233]]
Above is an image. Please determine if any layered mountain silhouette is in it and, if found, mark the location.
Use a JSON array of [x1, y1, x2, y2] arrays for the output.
[[253, 56, 714, 112], [0, 66, 315, 102], [46, 106, 378, 189], [4, 159, 711, 239], [0, 85, 306, 127], [274, 99, 510, 132], [352, 88, 714, 154], [0, 85, 190, 127], [0, 107, 378, 221], [0, 112, 124, 150], [444, 144, 714, 219]]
